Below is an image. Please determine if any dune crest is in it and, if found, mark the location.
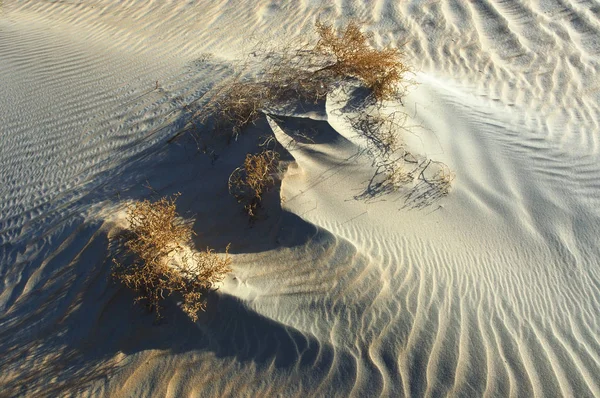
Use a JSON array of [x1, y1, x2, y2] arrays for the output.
[[2, 1, 600, 396]]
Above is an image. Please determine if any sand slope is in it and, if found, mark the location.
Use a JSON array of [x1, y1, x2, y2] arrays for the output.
[[1, 1, 600, 397]]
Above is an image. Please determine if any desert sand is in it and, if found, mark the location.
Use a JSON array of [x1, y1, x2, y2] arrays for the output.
[[1, 1, 600, 397]]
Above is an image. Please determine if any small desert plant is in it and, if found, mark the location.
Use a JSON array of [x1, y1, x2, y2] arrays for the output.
[[348, 108, 455, 201], [229, 150, 280, 218], [403, 160, 455, 209], [353, 112, 405, 156], [112, 195, 231, 321], [351, 112, 412, 188], [195, 66, 327, 141], [197, 79, 270, 140], [313, 21, 410, 100], [419, 159, 455, 194], [192, 21, 409, 142]]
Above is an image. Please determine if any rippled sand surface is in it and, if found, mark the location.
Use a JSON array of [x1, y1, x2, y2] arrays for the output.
[[1, 1, 600, 396]]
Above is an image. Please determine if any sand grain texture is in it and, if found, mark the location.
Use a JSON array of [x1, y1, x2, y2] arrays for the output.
[[1, 1, 600, 397]]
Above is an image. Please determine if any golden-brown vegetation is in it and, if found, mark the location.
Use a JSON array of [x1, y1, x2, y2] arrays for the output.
[[313, 21, 410, 100], [189, 21, 449, 211], [109, 21, 448, 326], [193, 21, 409, 142], [228, 150, 280, 218], [112, 195, 231, 321], [198, 80, 269, 140]]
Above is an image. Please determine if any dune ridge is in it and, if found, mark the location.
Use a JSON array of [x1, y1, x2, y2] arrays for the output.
[[1, 0, 600, 397]]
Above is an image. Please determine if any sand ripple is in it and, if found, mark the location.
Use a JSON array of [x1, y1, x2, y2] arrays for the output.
[[2, 1, 600, 397]]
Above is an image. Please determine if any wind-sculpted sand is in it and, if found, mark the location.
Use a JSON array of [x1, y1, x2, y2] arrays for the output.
[[1, 1, 600, 397]]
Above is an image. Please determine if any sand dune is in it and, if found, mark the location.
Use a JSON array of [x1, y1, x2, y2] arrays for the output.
[[2, 0, 600, 397]]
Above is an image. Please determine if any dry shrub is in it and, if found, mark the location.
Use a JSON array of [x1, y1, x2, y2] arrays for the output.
[[353, 112, 405, 156], [229, 150, 280, 218], [261, 47, 331, 104], [193, 21, 409, 141], [349, 110, 455, 201], [197, 80, 269, 140], [419, 160, 455, 194], [403, 160, 455, 209], [352, 112, 412, 188], [314, 21, 410, 100], [112, 195, 232, 321], [196, 67, 328, 141], [263, 20, 409, 103]]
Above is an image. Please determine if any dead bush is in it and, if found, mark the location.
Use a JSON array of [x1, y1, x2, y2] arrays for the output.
[[314, 21, 410, 100], [349, 109, 455, 201], [195, 68, 328, 141], [197, 80, 269, 141], [229, 150, 280, 218], [419, 159, 455, 194], [192, 21, 409, 142], [112, 195, 231, 321], [351, 112, 412, 188]]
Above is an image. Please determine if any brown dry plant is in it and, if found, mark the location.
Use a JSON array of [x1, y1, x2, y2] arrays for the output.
[[112, 195, 232, 321], [419, 159, 455, 195], [314, 21, 410, 100], [196, 80, 269, 140], [229, 150, 280, 217], [352, 112, 412, 188], [195, 65, 329, 141], [192, 21, 409, 141]]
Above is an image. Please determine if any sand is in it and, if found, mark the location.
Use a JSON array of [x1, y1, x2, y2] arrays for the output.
[[1, 0, 600, 397]]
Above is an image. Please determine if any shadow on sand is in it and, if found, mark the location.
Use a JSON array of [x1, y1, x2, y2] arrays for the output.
[[0, 108, 356, 396], [0, 83, 436, 395]]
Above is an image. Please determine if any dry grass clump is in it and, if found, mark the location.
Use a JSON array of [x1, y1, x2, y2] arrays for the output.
[[112, 195, 231, 321], [192, 21, 409, 142], [352, 112, 412, 188], [229, 150, 280, 218], [197, 80, 270, 140], [420, 160, 455, 194], [314, 21, 409, 100], [353, 112, 405, 157], [196, 68, 328, 141], [349, 109, 455, 202], [403, 160, 455, 209]]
